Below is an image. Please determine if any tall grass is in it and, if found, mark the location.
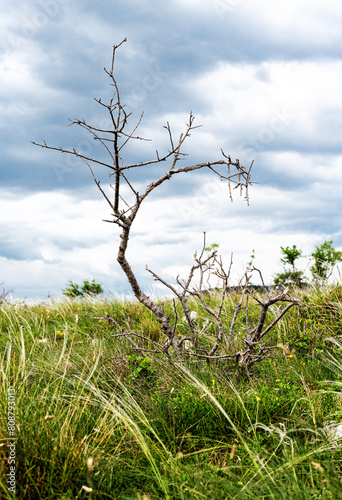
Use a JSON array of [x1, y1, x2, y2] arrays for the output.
[[0, 287, 342, 499]]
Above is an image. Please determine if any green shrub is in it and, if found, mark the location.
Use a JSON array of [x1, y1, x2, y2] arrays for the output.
[[310, 240, 342, 283], [62, 279, 104, 298]]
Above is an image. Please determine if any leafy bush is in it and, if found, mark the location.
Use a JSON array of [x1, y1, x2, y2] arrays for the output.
[[273, 245, 307, 288], [274, 269, 307, 288], [62, 279, 103, 298], [274, 241, 342, 287], [310, 240, 342, 283]]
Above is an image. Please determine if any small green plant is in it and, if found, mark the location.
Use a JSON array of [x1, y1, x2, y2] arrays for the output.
[[280, 245, 302, 268], [204, 243, 219, 253], [62, 279, 104, 298], [247, 249, 255, 269], [310, 240, 342, 283], [274, 245, 307, 288], [127, 354, 155, 380]]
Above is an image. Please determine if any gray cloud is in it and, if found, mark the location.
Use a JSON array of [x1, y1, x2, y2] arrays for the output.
[[1, 0, 342, 298]]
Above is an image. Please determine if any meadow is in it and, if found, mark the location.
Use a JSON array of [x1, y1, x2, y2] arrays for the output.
[[1, 285, 342, 499]]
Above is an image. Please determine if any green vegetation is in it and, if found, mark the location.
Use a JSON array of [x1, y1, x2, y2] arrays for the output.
[[274, 245, 307, 288], [273, 240, 342, 288], [1, 285, 342, 499], [62, 279, 104, 298], [310, 241, 342, 284]]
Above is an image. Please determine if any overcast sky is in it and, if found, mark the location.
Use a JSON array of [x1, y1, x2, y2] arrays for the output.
[[1, 0, 342, 300]]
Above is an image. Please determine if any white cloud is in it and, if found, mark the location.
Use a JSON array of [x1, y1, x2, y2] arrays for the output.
[[1, 157, 341, 300], [1, 0, 342, 299], [185, 60, 342, 154]]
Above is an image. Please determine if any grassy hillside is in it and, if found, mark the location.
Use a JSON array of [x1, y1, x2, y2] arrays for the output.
[[1, 285, 342, 499]]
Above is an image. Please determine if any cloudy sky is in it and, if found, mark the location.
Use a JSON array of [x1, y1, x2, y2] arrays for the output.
[[1, 0, 342, 300]]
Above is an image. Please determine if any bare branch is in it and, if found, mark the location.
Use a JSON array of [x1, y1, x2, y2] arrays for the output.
[[79, 157, 116, 213], [32, 141, 116, 171], [32, 39, 298, 373]]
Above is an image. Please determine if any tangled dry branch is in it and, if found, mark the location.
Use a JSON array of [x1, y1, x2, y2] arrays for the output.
[[33, 39, 299, 374]]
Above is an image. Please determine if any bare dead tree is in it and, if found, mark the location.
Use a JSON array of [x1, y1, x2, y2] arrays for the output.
[[33, 39, 298, 372], [93, 233, 299, 374]]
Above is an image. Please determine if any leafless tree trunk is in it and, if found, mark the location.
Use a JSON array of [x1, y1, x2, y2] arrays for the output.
[[33, 39, 298, 371]]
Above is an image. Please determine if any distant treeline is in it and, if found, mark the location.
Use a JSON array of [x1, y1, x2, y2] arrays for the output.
[[203, 285, 273, 295]]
